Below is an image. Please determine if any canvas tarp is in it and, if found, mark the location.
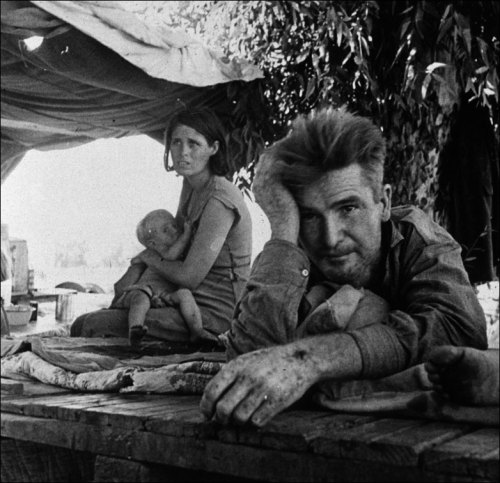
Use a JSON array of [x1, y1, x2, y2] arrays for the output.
[[1, 1, 263, 181]]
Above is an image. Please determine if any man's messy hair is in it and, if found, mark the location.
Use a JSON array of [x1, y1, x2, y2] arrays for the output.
[[269, 106, 386, 199], [136, 209, 174, 247]]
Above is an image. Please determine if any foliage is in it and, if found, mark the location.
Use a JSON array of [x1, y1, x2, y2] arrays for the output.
[[146, 1, 499, 214]]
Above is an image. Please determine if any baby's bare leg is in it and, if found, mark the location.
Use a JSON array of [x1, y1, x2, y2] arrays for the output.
[[425, 346, 499, 406], [170, 289, 217, 342], [126, 290, 150, 346]]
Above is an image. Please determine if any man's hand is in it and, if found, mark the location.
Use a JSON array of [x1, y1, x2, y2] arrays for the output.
[[200, 344, 316, 427], [253, 150, 300, 244]]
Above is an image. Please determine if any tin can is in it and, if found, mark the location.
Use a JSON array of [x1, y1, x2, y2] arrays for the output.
[[56, 293, 75, 322]]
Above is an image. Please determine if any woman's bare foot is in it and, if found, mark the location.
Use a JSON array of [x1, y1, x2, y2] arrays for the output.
[[425, 346, 499, 406]]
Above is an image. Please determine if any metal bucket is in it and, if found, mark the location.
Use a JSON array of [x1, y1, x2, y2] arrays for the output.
[[56, 293, 75, 322]]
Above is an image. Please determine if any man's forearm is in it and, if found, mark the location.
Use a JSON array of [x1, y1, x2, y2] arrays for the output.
[[253, 152, 301, 244], [227, 240, 310, 357], [288, 331, 364, 382]]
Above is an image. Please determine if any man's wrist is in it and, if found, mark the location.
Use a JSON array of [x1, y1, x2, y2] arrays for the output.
[[269, 219, 300, 244], [270, 230, 298, 244], [291, 333, 363, 383]]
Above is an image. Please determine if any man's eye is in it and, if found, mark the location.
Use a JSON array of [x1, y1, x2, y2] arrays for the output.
[[341, 205, 357, 215], [172, 139, 181, 146]]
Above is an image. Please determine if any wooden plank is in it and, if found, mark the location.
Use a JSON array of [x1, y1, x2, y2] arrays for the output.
[[357, 420, 472, 466], [0, 413, 438, 482], [1, 437, 95, 483], [1, 390, 205, 434], [310, 417, 432, 463], [1, 393, 122, 413], [143, 406, 216, 438], [26, 394, 171, 425], [422, 428, 499, 481], [1, 379, 71, 398], [79, 395, 209, 435], [1, 378, 23, 395], [93, 454, 255, 482], [80, 399, 189, 431], [218, 411, 377, 453], [13, 380, 71, 397], [1, 393, 127, 420]]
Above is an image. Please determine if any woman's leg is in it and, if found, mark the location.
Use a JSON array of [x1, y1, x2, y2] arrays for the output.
[[71, 307, 194, 342], [70, 309, 129, 338]]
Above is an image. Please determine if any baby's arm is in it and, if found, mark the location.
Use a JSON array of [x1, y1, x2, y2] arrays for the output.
[[159, 221, 192, 261]]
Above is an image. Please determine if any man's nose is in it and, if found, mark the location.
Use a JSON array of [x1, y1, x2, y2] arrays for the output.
[[323, 216, 344, 247]]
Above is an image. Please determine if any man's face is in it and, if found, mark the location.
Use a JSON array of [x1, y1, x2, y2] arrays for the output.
[[296, 164, 391, 287]]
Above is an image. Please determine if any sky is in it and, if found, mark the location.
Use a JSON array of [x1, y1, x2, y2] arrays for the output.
[[1, 135, 270, 275]]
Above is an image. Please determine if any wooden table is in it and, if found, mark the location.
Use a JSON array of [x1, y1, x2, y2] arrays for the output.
[[1, 381, 498, 482]]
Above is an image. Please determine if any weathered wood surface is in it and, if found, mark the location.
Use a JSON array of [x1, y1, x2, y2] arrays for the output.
[[1, 381, 498, 482]]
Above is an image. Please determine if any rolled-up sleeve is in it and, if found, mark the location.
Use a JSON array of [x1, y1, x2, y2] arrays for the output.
[[349, 239, 488, 378], [226, 240, 310, 359]]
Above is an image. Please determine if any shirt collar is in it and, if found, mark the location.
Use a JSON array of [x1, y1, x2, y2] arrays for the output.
[[385, 217, 404, 249]]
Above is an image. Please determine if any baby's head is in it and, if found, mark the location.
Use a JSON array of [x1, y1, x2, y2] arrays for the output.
[[136, 209, 179, 250]]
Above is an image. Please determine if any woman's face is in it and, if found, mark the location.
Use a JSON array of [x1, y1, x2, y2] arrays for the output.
[[169, 124, 218, 178]]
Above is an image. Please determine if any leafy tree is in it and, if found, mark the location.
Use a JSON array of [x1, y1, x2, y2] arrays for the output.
[[147, 0, 499, 279]]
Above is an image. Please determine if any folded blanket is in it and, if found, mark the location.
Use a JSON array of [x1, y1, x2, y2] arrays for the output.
[[1, 336, 226, 393], [1, 336, 497, 426]]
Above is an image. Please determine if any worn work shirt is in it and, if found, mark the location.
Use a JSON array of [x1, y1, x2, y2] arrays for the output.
[[226, 205, 488, 378]]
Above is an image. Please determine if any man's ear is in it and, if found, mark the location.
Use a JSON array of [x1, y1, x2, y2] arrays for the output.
[[380, 184, 392, 222], [210, 140, 219, 155]]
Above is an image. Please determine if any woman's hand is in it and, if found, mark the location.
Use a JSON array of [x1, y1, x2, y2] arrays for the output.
[[200, 344, 317, 427], [130, 249, 150, 266], [253, 150, 300, 244]]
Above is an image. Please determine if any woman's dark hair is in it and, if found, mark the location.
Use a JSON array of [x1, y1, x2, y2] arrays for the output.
[[164, 108, 229, 176]]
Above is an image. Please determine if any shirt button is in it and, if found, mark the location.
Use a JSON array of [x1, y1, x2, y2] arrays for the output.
[[301, 269, 309, 277]]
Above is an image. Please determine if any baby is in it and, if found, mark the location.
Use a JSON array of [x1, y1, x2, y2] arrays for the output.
[[112, 209, 216, 347]]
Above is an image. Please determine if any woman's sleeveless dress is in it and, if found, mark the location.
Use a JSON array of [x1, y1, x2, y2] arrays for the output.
[[70, 175, 252, 341], [176, 176, 252, 334]]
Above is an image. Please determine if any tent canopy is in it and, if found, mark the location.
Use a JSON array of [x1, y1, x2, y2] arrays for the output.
[[1, 1, 263, 181]]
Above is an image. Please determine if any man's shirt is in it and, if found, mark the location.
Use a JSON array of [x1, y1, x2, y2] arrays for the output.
[[226, 205, 488, 378]]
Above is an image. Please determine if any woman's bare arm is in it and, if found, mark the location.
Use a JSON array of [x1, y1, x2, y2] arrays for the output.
[[160, 221, 192, 261]]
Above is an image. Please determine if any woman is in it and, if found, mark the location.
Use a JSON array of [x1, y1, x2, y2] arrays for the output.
[[71, 108, 253, 341]]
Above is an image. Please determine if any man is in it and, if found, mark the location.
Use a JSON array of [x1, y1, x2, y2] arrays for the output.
[[200, 107, 488, 427]]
